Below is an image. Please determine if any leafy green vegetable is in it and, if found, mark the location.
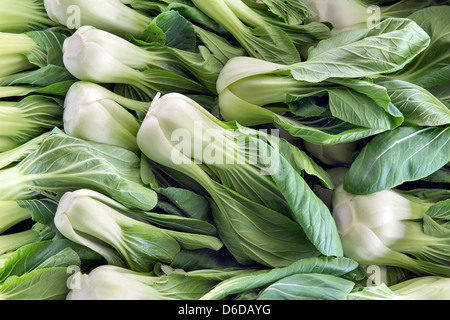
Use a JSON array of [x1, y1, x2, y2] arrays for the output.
[[137, 93, 342, 267], [62, 25, 218, 100], [384, 6, 450, 89], [63, 81, 147, 152], [0, 28, 76, 96], [217, 18, 430, 144], [0, 0, 449, 302], [349, 276, 450, 300], [332, 184, 450, 277], [44, 0, 152, 38], [191, 0, 302, 64], [302, 0, 434, 35], [67, 264, 245, 300], [257, 273, 356, 300], [376, 79, 450, 127], [200, 256, 358, 300], [344, 126, 450, 194], [0, 267, 72, 300], [0, 223, 51, 256], [54, 189, 223, 272], [0, 128, 157, 210]]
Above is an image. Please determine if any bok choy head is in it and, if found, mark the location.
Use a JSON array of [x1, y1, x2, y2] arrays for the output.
[[302, 0, 433, 35], [216, 17, 430, 144], [332, 185, 450, 277], [62, 26, 218, 99], [44, 0, 152, 38], [67, 264, 221, 300], [63, 81, 149, 152], [137, 93, 342, 268], [0, 128, 157, 211], [54, 189, 223, 272]]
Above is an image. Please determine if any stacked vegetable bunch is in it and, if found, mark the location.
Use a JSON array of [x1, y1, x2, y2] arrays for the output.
[[0, 0, 449, 300]]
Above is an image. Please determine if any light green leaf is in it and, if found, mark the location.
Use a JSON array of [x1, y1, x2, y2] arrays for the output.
[[0, 267, 71, 300]]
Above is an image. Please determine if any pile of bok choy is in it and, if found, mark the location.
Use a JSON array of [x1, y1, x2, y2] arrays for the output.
[[0, 0, 448, 301]]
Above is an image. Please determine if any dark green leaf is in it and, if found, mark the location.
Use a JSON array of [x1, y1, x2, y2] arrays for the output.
[[345, 126, 450, 194]]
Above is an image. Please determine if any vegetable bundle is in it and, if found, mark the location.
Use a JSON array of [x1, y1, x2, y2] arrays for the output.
[[0, 0, 449, 301]]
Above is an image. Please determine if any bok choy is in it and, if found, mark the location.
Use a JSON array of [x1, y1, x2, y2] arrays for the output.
[[63, 81, 148, 152], [67, 264, 229, 300], [62, 25, 222, 98], [0, 128, 157, 211], [44, 0, 152, 38], [137, 92, 342, 268], [216, 17, 430, 144], [332, 185, 450, 277], [54, 189, 223, 272]]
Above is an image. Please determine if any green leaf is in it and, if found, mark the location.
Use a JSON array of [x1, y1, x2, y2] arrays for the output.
[[11, 128, 158, 210], [345, 126, 450, 194], [423, 199, 450, 237], [243, 24, 301, 64], [275, 114, 385, 145], [164, 45, 224, 94], [0, 267, 71, 300], [0, 240, 80, 283], [277, 138, 334, 189], [17, 198, 58, 226], [151, 273, 218, 300], [193, 25, 247, 65], [170, 248, 241, 271], [166, 2, 227, 34], [25, 28, 68, 67], [140, 68, 212, 97], [140, 10, 197, 51], [208, 182, 319, 268], [377, 79, 450, 126], [120, 224, 181, 272], [155, 187, 211, 221], [141, 211, 217, 236], [200, 256, 358, 300], [259, 0, 316, 24], [257, 273, 355, 300], [286, 18, 430, 82], [191, 0, 300, 64], [390, 6, 450, 88], [0, 65, 76, 91], [267, 140, 343, 257]]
